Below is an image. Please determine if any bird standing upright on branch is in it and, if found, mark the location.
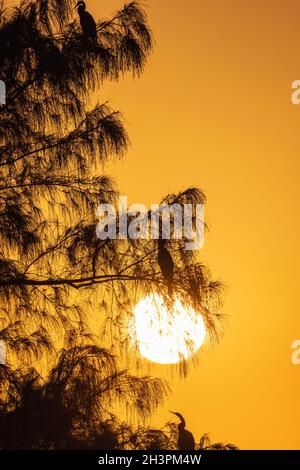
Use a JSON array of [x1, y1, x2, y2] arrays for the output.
[[157, 239, 174, 296], [75, 1, 97, 41], [169, 411, 196, 450]]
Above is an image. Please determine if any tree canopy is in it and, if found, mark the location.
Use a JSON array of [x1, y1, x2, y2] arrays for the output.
[[0, 0, 227, 449]]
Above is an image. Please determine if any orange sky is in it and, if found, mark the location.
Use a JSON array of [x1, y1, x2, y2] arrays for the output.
[[87, 0, 300, 449]]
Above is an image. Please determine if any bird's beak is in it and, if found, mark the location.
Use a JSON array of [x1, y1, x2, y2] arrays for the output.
[[169, 410, 176, 415]]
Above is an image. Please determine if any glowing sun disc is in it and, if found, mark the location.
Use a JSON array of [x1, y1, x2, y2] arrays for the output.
[[132, 294, 206, 364]]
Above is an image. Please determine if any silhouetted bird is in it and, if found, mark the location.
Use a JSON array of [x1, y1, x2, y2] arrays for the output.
[[169, 411, 195, 450], [157, 239, 174, 296], [75, 1, 97, 41], [36, 41, 64, 78]]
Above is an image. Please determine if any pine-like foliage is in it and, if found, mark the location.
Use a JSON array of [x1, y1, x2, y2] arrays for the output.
[[0, 0, 225, 449], [0, 343, 170, 449]]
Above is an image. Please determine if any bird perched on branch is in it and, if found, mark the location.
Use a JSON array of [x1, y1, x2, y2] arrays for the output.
[[157, 239, 174, 296], [75, 1, 97, 41], [169, 411, 195, 450], [36, 40, 63, 78]]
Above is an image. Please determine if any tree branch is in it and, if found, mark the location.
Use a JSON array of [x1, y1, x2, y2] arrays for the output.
[[0, 273, 161, 289]]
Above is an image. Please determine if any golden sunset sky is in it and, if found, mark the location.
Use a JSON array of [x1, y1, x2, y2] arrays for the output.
[[36, 0, 299, 449]]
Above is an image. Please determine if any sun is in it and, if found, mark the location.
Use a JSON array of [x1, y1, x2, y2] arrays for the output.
[[131, 293, 206, 364]]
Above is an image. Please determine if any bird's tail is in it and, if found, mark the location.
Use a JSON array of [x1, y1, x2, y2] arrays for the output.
[[167, 280, 173, 297]]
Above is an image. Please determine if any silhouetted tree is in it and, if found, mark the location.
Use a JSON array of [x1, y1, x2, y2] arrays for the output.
[[0, 349, 238, 450], [198, 433, 239, 451], [0, 0, 223, 369], [0, 342, 169, 449], [0, 0, 226, 449]]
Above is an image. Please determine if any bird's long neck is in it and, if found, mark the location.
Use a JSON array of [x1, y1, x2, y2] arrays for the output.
[[178, 415, 186, 428], [158, 239, 167, 249]]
